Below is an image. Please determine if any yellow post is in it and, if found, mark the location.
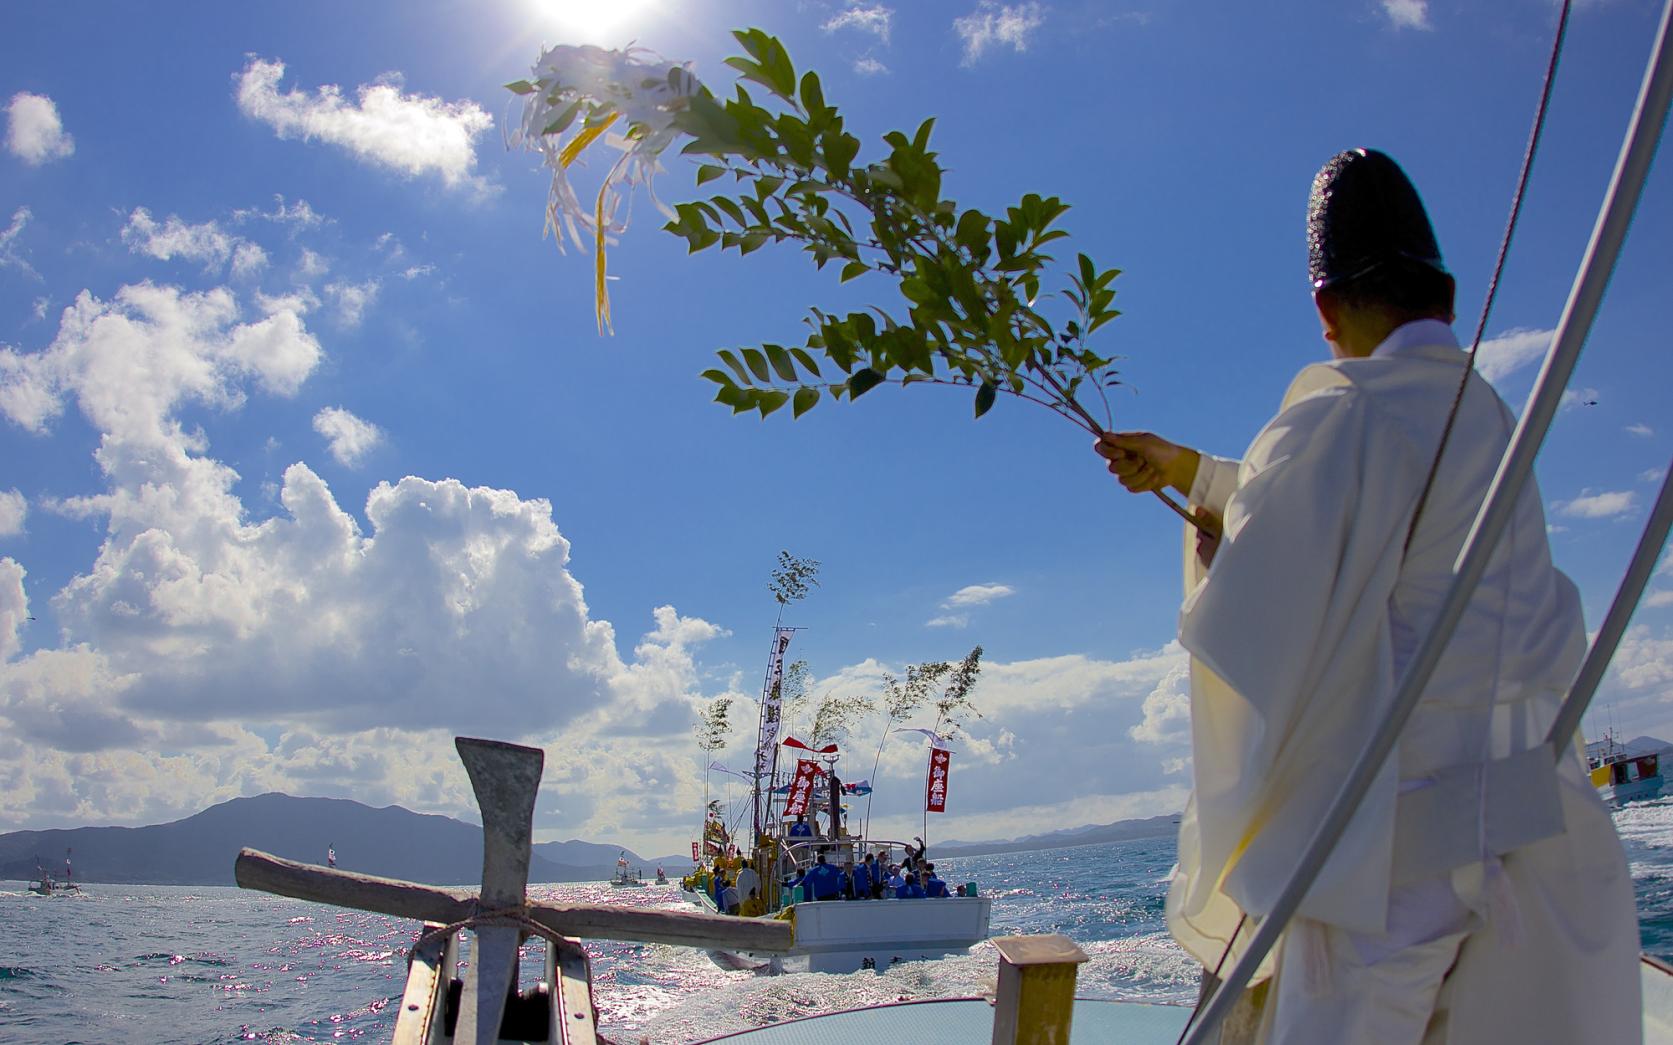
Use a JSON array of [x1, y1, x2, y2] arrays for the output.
[[990, 934, 1088, 1045]]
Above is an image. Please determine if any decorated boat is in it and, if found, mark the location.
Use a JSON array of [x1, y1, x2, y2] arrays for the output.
[[683, 611, 991, 974], [608, 854, 646, 888]]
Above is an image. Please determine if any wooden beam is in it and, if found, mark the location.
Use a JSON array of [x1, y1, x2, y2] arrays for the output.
[[235, 849, 793, 952], [990, 934, 1087, 1045]]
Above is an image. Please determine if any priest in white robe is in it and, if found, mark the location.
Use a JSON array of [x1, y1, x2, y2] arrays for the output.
[[1097, 148, 1640, 1044]]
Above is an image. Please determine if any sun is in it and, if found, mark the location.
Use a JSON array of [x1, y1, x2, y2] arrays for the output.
[[530, 0, 660, 46]]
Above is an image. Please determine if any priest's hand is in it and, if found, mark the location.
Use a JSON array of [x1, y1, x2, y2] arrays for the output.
[[1094, 431, 1201, 496]]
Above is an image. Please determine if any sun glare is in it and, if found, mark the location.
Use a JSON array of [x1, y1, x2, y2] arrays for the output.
[[532, 0, 659, 46]]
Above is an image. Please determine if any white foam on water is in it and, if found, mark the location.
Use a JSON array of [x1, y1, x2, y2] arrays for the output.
[[1613, 796, 1673, 852]]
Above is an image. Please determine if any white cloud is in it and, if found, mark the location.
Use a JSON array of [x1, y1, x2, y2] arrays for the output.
[[926, 613, 969, 629], [325, 278, 380, 326], [235, 194, 327, 230], [1610, 624, 1673, 691], [1554, 489, 1637, 520], [0, 207, 37, 279], [1474, 327, 1549, 384], [954, 2, 1046, 65], [312, 406, 384, 466], [234, 57, 493, 192], [1644, 468, 1668, 484], [1646, 590, 1673, 609], [32, 297, 49, 321], [0, 490, 25, 538], [0, 276, 745, 845], [121, 209, 265, 279], [854, 57, 890, 76], [1381, 0, 1432, 31], [1560, 387, 1600, 411], [944, 582, 1015, 607], [297, 248, 329, 281], [1627, 423, 1655, 438], [0, 558, 25, 662], [824, 3, 894, 42], [5, 92, 74, 165], [1128, 658, 1190, 745]]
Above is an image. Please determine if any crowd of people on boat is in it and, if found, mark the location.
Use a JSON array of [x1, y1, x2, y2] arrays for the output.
[[687, 830, 974, 916]]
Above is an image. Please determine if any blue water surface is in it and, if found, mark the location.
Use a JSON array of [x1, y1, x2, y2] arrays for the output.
[[3, 800, 1671, 1044]]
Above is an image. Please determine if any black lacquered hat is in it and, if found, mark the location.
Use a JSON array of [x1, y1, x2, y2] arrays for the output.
[[1307, 148, 1447, 290]]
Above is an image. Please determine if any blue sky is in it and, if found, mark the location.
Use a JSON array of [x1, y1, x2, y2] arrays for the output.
[[1, 0, 1670, 857]]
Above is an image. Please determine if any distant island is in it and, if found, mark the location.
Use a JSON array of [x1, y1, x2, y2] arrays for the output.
[[0, 792, 1186, 887]]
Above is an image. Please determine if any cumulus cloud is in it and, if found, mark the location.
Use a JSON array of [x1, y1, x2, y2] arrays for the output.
[[0, 276, 742, 843], [1128, 657, 1190, 745], [1475, 327, 1549, 384], [0, 281, 320, 439], [312, 406, 384, 466], [1645, 591, 1673, 609], [824, 3, 894, 42], [122, 208, 267, 279], [954, 1, 1046, 65], [1627, 423, 1654, 438], [234, 57, 493, 192], [926, 613, 968, 629], [0, 207, 37, 279], [1381, 0, 1432, 30], [0, 490, 25, 538], [944, 582, 1015, 607], [6, 92, 74, 165], [1554, 489, 1637, 520]]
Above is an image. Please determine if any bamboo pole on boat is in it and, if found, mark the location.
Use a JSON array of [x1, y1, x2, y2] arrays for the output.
[[1182, 2, 1673, 1040]]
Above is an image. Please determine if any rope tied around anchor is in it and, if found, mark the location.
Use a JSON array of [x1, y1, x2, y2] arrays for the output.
[[406, 902, 575, 967]]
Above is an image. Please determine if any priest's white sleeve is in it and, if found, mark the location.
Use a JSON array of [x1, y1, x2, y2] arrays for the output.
[[1173, 371, 1424, 936], [1187, 453, 1241, 515]]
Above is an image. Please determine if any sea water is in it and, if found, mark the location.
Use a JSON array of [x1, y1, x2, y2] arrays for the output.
[[5, 798, 1673, 1044]]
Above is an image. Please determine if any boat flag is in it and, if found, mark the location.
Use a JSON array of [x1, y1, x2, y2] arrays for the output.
[[841, 780, 872, 796], [926, 748, 952, 813], [783, 758, 821, 816], [691, 841, 700, 861], [781, 736, 839, 754], [899, 727, 950, 749], [327, 845, 336, 868], [753, 628, 795, 784]]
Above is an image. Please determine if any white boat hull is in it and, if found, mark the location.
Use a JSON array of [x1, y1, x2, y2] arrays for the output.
[[686, 891, 992, 974]]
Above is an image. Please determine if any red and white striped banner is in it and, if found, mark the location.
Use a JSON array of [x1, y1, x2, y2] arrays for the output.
[[783, 758, 821, 816], [926, 748, 951, 813]]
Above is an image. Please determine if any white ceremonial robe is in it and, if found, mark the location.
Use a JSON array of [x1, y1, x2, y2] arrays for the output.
[[1164, 321, 1641, 1043]]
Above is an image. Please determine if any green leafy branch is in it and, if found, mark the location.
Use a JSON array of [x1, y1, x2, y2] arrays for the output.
[[665, 29, 1126, 433]]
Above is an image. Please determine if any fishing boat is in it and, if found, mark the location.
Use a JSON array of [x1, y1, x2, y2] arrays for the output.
[[27, 850, 82, 896], [684, 621, 991, 974], [609, 854, 646, 888], [1588, 730, 1666, 807]]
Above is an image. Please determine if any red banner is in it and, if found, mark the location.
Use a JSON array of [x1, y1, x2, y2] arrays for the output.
[[691, 841, 700, 861], [926, 748, 951, 813], [783, 758, 821, 816]]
